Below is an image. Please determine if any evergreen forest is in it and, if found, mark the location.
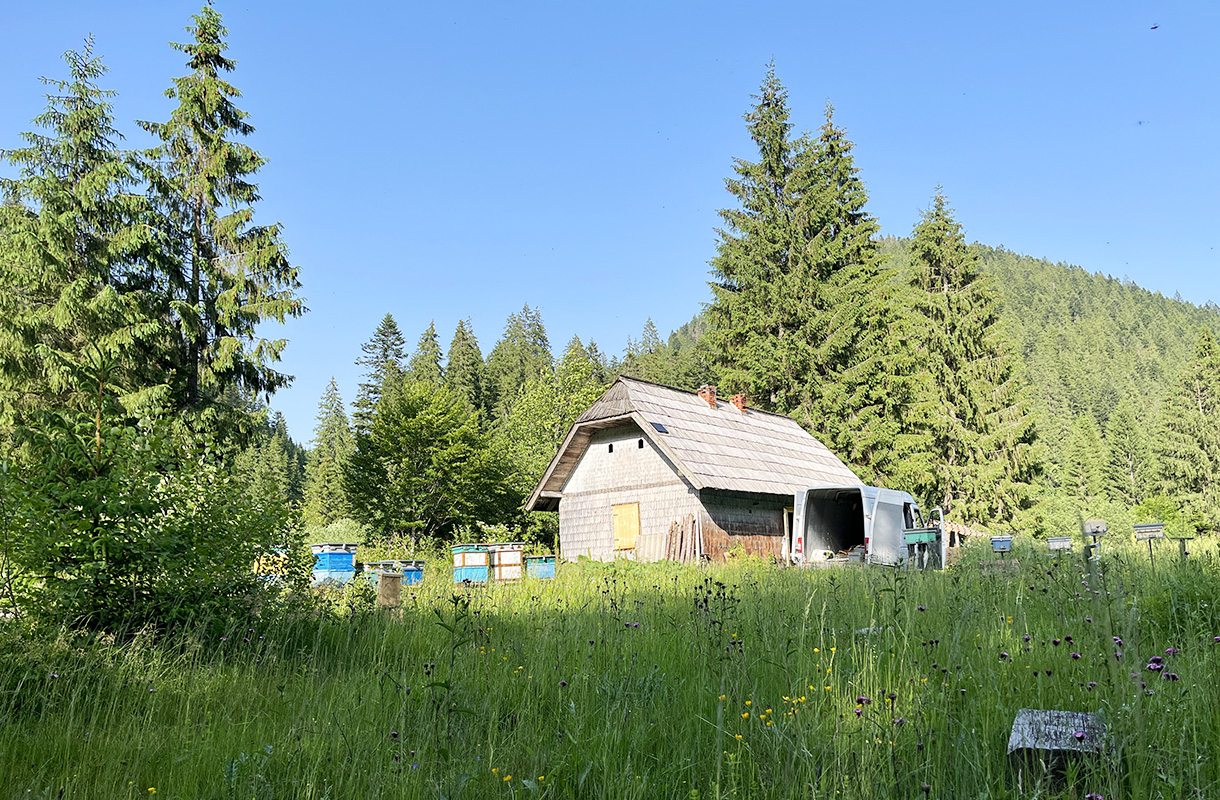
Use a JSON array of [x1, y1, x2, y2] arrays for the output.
[[1, 16, 1218, 631]]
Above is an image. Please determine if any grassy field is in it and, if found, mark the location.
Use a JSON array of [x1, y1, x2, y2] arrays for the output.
[[2, 536, 1218, 800]]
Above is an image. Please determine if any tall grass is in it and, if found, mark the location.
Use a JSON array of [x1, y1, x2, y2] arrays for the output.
[[1, 536, 1218, 799]]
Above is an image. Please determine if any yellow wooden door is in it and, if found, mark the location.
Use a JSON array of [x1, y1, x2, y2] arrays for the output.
[[612, 502, 640, 552]]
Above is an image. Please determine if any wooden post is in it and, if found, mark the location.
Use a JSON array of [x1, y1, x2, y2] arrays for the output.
[[377, 572, 402, 609]]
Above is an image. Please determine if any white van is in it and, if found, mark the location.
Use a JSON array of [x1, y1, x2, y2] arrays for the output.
[[786, 485, 945, 568]]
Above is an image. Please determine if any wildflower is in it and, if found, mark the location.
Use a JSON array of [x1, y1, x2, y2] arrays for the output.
[[1023, 635, 1031, 642], [742, 712, 749, 719], [504, 775, 512, 781], [1073, 731, 1087, 741], [1113, 637, 1124, 646], [856, 696, 873, 705], [492, 768, 499, 774], [734, 734, 742, 740], [1165, 647, 1180, 656], [813, 648, 819, 653], [412, 764, 418, 770], [745, 700, 751, 706], [1164, 672, 1180, 681], [893, 717, 907, 726], [999, 652, 1009, 661], [559, 680, 568, 687], [1085, 793, 1105, 800], [1087, 681, 1098, 689], [1085, 617, 1092, 623], [1115, 652, 1123, 660], [1071, 652, 1081, 660], [854, 707, 863, 716], [824, 685, 831, 691], [49, 673, 58, 679], [1052, 639, 1061, 646], [220, 637, 228, 642], [1065, 635, 1074, 643], [918, 606, 926, 612], [390, 731, 399, 739]]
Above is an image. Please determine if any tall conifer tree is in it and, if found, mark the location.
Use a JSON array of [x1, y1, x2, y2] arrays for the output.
[[905, 189, 1038, 524], [352, 313, 406, 433], [706, 66, 801, 410], [1157, 327, 1220, 528], [302, 377, 352, 526], [0, 40, 167, 428], [138, 7, 303, 423], [445, 319, 486, 413], [408, 321, 443, 384], [1103, 398, 1153, 505], [485, 305, 552, 412]]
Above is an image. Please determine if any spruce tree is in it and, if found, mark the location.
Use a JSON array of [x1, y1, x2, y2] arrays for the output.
[[138, 7, 303, 423], [905, 189, 1038, 525], [445, 319, 486, 413], [1157, 327, 1220, 528], [1063, 413, 1105, 504], [0, 39, 167, 429], [408, 321, 443, 384], [1103, 397, 1153, 505], [352, 313, 406, 433], [706, 65, 801, 410], [793, 106, 925, 490], [302, 377, 352, 526], [485, 305, 552, 412]]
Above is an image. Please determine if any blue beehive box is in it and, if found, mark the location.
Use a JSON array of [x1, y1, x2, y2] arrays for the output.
[[402, 560, 424, 585], [311, 543, 358, 586], [452, 544, 489, 583], [525, 555, 556, 579]]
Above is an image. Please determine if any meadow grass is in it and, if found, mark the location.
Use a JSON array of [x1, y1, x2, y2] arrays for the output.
[[1, 536, 1218, 799]]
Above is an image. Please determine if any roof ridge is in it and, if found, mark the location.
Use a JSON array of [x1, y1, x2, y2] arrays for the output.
[[617, 375, 805, 423]]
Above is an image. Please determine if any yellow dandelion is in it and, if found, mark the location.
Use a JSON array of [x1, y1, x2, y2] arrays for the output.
[[538, 776, 545, 781], [766, 721, 772, 727], [745, 700, 751, 706], [742, 712, 749, 719], [824, 685, 831, 691], [830, 647, 836, 652], [734, 734, 742, 740], [765, 708, 772, 714], [814, 648, 820, 653], [492, 768, 499, 774], [504, 775, 512, 781]]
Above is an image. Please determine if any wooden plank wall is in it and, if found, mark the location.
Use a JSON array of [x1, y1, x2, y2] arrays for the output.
[[699, 489, 788, 561]]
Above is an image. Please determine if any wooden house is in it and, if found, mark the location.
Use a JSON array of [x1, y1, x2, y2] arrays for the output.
[[526, 377, 861, 562]]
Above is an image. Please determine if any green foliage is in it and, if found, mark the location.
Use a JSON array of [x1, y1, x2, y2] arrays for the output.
[[137, 6, 303, 424], [344, 380, 518, 542], [1157, 327, 1220, 530], [904, 190, 1039, 526], [0, 39, 169, 431], [301, 378, 353, 527], [485, 304, 552, 415], [1103, 398, 1154, 506], [408, 321, 443, 384], [2, 403, 298, 629], [444, 318, 486, 415], [501, 338, 609, 545], [352, 313, 406, 434]]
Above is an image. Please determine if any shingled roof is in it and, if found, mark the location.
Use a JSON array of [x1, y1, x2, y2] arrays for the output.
[[526, 377, 860, 511]]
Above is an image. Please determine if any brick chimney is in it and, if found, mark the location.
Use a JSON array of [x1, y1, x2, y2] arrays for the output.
[[730, 393, 747, 412], [697, 384, 717, 409]]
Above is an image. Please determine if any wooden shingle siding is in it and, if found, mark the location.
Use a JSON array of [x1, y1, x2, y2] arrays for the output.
[[557, 424, 700, 562]]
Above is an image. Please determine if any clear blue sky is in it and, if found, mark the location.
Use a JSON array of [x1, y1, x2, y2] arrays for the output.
[[3, 1, 1217, 442]]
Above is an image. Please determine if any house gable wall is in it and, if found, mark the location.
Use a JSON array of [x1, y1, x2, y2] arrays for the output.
[[557, 424, 699, 562]]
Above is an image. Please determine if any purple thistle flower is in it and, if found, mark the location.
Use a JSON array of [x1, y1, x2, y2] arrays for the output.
[[1065, 635, 1074, 643], [856, 696, 873, 705], [49, 673, 58, 679], [1164, 672, 1180, 681], [1113, 637, 1124, 646], [1115, 651, 1123, 660], [243, 638, 250, 643], [1149, 656, 1164, 664], [559, 680, 568, 687], [1146, 663, 1163, 672], [999, 652, 1009, 661], [1045, 670, 1053, 677], [390, 731, 398, 739], [1214, 637, 1220, 644], [1085, 793, 1105, 800], [918, 606, 926, 612], [854, 707, 863, 716], [220, 637, 228, 642], [1052, 639, 1061, 647], [1071, 652, 1081, 660], [1073, 731, 1087, 741], [1087, 681, 1098, 690], [1023, 635, 1031, 642], [633, 622, 640, 627], [1085, 617, 1093, 623], [1164, 647, 1180, 656]]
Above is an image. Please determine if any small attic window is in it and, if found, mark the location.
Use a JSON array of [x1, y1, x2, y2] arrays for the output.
[[638, 438, 644, 449], [651, 422, 668, 434], [608, 443, 614, 454]]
